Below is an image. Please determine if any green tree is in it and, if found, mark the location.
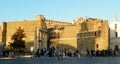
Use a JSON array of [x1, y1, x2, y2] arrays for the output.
[[10, 27, 26, 51]]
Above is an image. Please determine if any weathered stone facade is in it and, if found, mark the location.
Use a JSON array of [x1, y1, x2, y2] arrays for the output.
[[49, 18, 109, 51], [0, 15, 109, 51], [77, 18, 109, 51], [0, 15, 48, 50]]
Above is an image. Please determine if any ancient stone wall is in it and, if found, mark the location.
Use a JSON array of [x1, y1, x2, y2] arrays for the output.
[[98, 21, 109, 50], [0, 16, 109, 52], [50, 18, 109, 51], [50, 25, 80, 50], [6, 20, 41, 49], [77, 19, 109, 51]]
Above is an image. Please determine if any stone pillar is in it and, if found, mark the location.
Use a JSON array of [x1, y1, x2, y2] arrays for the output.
[[44, 31, 48, 49], [36, 28, 40, 49], [36, 15, 47, 49], [42, 30, 48, 49], [39, 30, 42, 49], [34, 28, 37, 51]]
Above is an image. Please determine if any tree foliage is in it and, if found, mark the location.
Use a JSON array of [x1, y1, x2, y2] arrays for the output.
[[10, 27, 26, 50]]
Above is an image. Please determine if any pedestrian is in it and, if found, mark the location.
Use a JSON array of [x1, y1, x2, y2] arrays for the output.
[[86, 49, 90, 56], [57, 49, 63, 61], [74, 50, 80, 58]]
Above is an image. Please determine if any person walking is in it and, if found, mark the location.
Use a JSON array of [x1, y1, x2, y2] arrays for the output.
[[86, 49, 90, 56], [57, 49, 63, 61]]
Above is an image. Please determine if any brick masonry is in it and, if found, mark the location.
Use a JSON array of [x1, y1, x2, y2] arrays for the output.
[[0, 15, 109, 51]]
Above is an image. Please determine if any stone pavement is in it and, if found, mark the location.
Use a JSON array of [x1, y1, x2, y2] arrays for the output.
[[0, 57, 120, 64]]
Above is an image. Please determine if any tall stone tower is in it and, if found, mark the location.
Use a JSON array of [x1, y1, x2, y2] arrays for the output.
[[36, 15, 46, 28], [34, 15, 48, 50]]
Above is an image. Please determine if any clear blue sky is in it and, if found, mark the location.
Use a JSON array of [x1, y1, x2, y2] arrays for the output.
[[0, 0, 120, 23]]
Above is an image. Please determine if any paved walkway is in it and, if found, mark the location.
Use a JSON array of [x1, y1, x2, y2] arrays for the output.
[[0, 57, 120, 64]]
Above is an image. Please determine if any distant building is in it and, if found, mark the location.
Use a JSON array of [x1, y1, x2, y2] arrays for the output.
[[109, 17, 120, 50], [0, 15, 109, 51]]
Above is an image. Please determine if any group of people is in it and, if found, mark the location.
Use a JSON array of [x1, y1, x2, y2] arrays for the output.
[[0, 49, 20, 58], [86, 49, 120, 57], [34, 48, 80, 60], [0, 47, 119, 59]]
